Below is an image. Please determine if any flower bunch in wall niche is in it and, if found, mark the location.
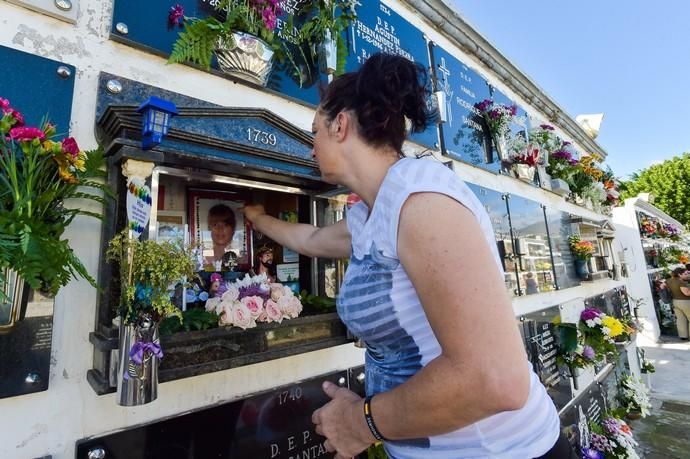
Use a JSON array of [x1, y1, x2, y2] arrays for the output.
[[584, 416, 641, 459], [554, 319, 596, 389], [475, 99, 517, 162], [204, 272, 303, 329], [580, 307, 625, 361], [0, 97, 108, 332], [106, 230, 197, 405], [568, 235, 594, 279], [504, 135, 542, 182], [617, 374, 652, 420], [168, 0, 356, 86]]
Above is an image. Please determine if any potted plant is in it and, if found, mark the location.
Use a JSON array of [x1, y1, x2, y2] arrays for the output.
[[168, 1, 356, 86], [568, 235, 594, 279], [0, 97, 108, 333], [618, 374, 652, 420], [475, 99, 517, 162], [106, 230, 197, 405]]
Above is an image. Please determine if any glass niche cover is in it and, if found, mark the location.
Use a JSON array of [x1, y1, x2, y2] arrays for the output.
[[506, 195, 556, 295], [151, 170, 343, 335]]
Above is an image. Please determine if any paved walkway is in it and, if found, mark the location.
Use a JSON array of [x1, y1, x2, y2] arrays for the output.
[[634, 337, 690, 459]]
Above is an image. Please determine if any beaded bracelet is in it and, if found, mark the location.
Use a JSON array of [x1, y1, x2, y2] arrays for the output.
[[363, 395, 388, 442]]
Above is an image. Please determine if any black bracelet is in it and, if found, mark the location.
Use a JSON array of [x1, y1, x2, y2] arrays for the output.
[[363, 395, 388, 442]]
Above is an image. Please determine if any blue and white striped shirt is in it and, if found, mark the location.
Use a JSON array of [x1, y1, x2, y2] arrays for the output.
[[338, 158, 560, 458]]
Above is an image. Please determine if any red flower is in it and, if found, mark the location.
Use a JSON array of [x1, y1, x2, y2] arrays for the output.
[[9, 109, 24, 127], [61, 137, 80, 158], [9, 126, 45, 142]]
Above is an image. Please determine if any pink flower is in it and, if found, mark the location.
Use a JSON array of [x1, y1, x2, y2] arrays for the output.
[[241, 295, 264, 319], [61, 137, 80, 158], [0, 97, 10, 111], [284, 296, 302, 319], [9, 126, 45, 142], [265, 299, 283, 323], [270, 283, 285, 302], [9, 109, 24, 127], [205, 297, 222, 314], [168, 4, 184, 27], [232, 302, 255, 329], [219, 303, 234, 326]]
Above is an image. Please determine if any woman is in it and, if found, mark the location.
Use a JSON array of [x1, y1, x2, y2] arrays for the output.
[[244, 53, 568, 458], [205, 203, 238, 271]]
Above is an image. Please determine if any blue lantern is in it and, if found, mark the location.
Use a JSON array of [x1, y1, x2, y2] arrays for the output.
[[136, 96, 178, 150]]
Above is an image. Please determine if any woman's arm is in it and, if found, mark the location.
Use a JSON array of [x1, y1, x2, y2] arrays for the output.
[[312, 192, 530, 457], [245, 204, 351, 259]]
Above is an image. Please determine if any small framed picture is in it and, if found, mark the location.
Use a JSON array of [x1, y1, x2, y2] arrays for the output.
[[156, 210, 186, 242], [188, 189, 251, 270]]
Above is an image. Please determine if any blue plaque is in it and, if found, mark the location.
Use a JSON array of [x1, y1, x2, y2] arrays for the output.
[[0, 45, 75, 137], [346, 1, 438, 149], [111, 0, 322, 105], [432, 46, 495, 172]]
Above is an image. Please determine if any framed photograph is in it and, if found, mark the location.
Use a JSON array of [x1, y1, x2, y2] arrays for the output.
[[188, 189, 251, 269], [156, 210, 186, 242]]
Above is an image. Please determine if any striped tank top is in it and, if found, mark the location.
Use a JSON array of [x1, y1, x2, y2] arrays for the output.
[[337, 158, 560, 458]]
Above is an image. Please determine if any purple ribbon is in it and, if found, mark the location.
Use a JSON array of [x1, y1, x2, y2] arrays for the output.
[[129, 341, 163, 365]]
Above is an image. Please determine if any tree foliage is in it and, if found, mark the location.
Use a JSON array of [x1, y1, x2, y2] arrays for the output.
[[619, 153, 690, 226]]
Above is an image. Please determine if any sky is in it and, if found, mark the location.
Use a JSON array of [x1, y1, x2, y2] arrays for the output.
[[450, 0, 690, 179]]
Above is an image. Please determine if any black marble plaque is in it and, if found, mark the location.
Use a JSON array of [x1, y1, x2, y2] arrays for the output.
[[77, 371, 350, 459], [0, 296, 54, 399], [520, 306, 572, 409], [559, 401, 589, 452], [580, 383, 607, 425], [506, 195, 556, 295]]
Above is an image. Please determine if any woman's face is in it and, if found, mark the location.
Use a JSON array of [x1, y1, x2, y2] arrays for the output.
[[210, 220, 234, 247], [311, 111, 342, 184]]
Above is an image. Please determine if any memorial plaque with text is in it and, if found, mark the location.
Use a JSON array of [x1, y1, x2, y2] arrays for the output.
[[544, 209, 581, 290], [520, 306, 572, 409], [346, 1, 437, 148], [432, 46, 494, 171], [580, 383, 607, 425], [77, 371, 348, 458]]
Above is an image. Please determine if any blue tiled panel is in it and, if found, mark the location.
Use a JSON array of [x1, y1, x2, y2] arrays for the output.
[[0, 45, 75, 137], [345, 1, 438, 149], [110, 0, 322, 105], [432, 45, 495, 172]]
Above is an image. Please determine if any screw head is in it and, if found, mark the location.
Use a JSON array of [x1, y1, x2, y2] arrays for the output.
[[106, 79, 123, 94], [115, 22, 129, 35], [337, 377, 346, 387], [54, 0, 72, 11], [25, 373, 41, 384], [56, 65, 72, 79], [87, 447, 106, 459]]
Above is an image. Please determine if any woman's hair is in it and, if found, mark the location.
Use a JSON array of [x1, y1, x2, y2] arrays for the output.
[[208, 204, 236, 229], [319, 53, 433, 154]]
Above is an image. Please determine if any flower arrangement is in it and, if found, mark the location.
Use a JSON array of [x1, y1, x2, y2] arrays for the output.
[[106, 230, 197, 324], [0, 97, 108, 296], [554, 320, 596, 373], [475, 99, 517, 140], [580, 307, 625, 359], [618, 374, 652, 418], [583, 416, 640, 459], [639, 216, 658, 238], [568, 235, 595, 260], [204, 272, 303, 329], [662, 222, 682, 241], [509, 142, 542, 167], [168, 0, 356, 81], [529, 123, 561, 157], [546, 147, 579, 183]]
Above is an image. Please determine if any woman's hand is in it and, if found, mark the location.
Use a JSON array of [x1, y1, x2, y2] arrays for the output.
[[312, 381, 375, 459], [243, 204, 266, 225]]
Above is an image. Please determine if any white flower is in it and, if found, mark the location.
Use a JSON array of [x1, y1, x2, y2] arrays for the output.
[[222, 286, 239, 302], [205, 297, 221, 314], [602, 326, 611, 336]]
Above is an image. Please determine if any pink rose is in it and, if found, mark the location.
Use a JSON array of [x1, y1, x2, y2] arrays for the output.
[[270, 283, 285, 302], [61, 137, 80, 158], [265, 299, 283, 323], [222, 286, 240, 302], [9, 126, 45, 142], [0, 97, 10, 112], [219, 303, 234, 326], [284, 296, 303, 319], [232, 302, 255, 329], [241, 295, 264, 319]]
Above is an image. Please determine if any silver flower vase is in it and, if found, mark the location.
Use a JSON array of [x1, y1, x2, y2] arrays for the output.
[[215, 32, 275, 86], [492, 132, 507, 161], [116, 313, 162, 406]]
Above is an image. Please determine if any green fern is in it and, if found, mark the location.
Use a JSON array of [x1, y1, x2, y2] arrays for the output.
[[169, 18, 223, 70]]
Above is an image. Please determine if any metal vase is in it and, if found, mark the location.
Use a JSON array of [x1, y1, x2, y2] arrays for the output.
[[215, 32, 275, 86], [0, 267, 31, 335], [492, 131, 507, 161], [116, 314, 161, 406]]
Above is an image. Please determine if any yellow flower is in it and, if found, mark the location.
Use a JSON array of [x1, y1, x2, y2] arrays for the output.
[[602, 316, 625, 337]]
